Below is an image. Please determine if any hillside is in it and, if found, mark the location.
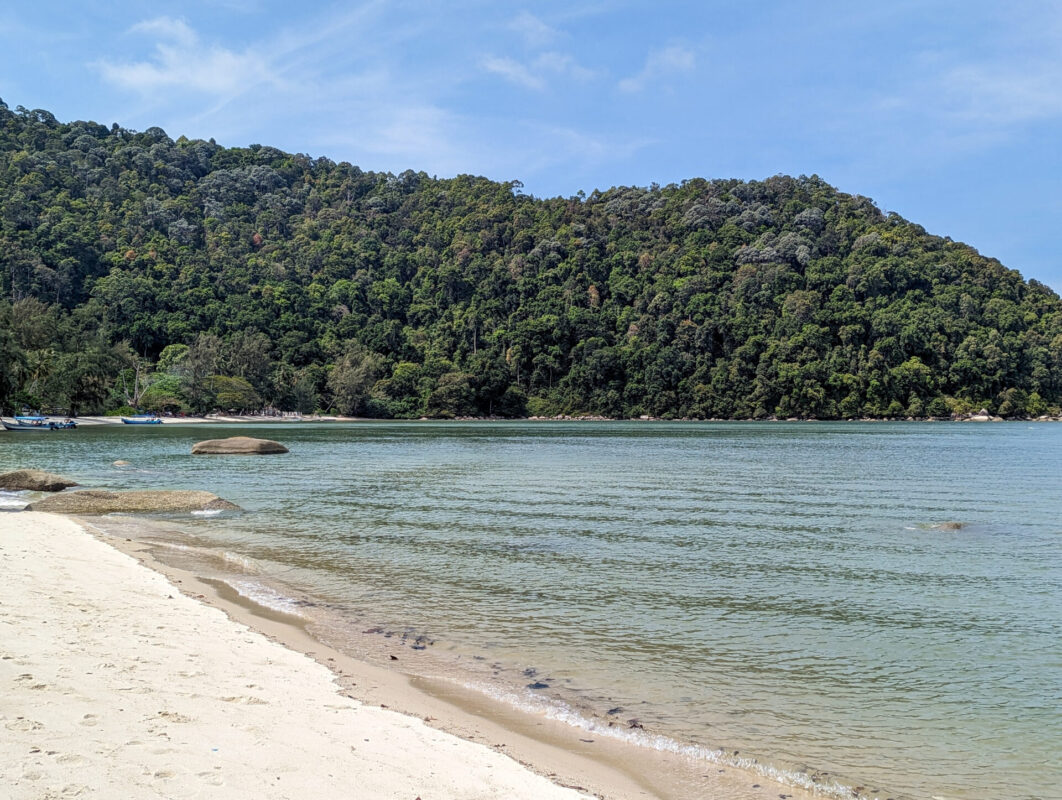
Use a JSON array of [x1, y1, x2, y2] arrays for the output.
[[1, 99, 1060, 418]]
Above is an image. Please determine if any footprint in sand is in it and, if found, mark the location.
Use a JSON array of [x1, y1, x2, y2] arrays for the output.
[[197, 770, 225, 786], [79, 714, 98, 727], [56, 753, 90, 766], [153, 769, 176, 779], [220, 696, 268, 705], [5, 717, 44, 731], [156, 711, 193, 723]]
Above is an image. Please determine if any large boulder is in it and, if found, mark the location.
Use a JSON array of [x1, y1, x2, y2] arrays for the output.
[[28, 490, 240, 514], [191, 436, 289, 455], [0, 469, 78, 492]]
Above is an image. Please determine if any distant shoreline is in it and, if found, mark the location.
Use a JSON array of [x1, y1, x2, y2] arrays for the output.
[[47, 413, 1062, 425]]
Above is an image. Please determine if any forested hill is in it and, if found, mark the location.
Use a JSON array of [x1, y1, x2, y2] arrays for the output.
[[1, 100, 1061, 419]]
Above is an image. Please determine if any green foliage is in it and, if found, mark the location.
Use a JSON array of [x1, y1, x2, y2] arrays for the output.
[[211, 375, 262, 412], [1, 101, 1061, 419]]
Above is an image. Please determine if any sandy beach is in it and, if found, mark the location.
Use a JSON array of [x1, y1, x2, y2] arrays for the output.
[[0, 508, 830, 800], [0, 512, 596, 799]]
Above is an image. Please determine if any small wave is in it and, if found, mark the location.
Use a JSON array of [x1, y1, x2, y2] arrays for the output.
[[459, 679, 857, 798], [190, 509, 225, 517], [0, 492, 28, 510], [220, 551, 258, 572], [226, 580, 310, 619], [146, 539, 258, 574], [148, 540, 199, 553]]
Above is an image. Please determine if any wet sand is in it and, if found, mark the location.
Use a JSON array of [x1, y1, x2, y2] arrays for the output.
[[0, 511, 823, 800]]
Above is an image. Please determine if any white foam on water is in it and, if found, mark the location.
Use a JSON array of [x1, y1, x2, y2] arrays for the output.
[[146, 540, 199, 554], [219, 551, 258, 572], [190, 509, 225, 517], [0, 492, 28, 509], [225, 579, 310, 619], [458, 679, 860, 799], [144, 540, 257, 573]]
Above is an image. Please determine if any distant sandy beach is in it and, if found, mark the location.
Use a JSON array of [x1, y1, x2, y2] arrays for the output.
[[67, 415, 347, 425]]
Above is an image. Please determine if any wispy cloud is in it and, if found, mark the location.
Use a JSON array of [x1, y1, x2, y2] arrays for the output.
[[509, 11, 557, 48], [482, 55, 546, 91], [482, 50, 595, 91], [618, 44, 695, 93], [85, 6, 656, 191], [872, 9, 1062, 140], [97, 16, 278, 97], [937, 61, 1062, 125]]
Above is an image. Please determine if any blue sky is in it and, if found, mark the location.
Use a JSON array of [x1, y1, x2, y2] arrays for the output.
[[2, 1, 1061, 290]]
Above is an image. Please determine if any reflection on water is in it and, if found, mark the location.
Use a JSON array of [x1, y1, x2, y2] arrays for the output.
[[5, 421, 1060, 800]]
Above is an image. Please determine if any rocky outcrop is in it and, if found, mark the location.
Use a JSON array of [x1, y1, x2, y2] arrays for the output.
[[0, 469, 78, 492], [191, 436, 289, 455], [28, 490, 240, 514]]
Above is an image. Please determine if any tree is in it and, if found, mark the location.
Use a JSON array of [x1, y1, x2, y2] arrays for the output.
[[211, 375, 262, 412], [327, 343, 387, 416], [180, 333, 222, 413]]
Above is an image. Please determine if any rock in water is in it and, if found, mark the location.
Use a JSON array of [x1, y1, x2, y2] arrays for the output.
[[113, 460, 131, 467], [191, 436, 289, 455], [0, 469, 79, 492], [28, 490, 241, 514], [931, 521, 965, 530]]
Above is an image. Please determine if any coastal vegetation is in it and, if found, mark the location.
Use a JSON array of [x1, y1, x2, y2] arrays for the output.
[[2, 99, 1061, 419]]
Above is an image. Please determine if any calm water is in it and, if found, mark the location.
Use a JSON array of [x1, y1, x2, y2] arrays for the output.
[[3, 421, 1060, 799]]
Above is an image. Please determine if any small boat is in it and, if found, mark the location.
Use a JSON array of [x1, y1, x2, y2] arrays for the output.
[[10, 414, 76, 429], [2, 418, 70, 432], [121, 415, 163, 425]]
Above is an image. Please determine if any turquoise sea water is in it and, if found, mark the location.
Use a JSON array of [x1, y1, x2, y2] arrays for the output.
[[2, 421, 1059, 799]]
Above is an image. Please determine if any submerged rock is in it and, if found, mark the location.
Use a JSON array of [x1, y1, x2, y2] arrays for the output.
[[0, 469, 78, 492], [191, 436, 289, 455], [28, 490, 240, 514], [930, 521, 965, 530], [113, 460, 131, 467]]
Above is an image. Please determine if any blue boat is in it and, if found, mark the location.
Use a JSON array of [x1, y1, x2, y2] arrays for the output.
[[121, 415, 163, 425]]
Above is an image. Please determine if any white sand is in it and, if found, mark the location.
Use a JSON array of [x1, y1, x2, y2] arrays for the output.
[[0, 512, 592, 799]]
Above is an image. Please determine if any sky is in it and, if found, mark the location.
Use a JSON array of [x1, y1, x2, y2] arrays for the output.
[[1, 1, 1060, 290]]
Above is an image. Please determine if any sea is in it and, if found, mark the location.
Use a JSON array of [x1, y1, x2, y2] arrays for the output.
[[2, 421, 1059, 800]]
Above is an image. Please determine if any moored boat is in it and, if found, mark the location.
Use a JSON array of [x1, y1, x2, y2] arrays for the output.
[[1, 418, 73, 431], [121, 415, 163, 425]]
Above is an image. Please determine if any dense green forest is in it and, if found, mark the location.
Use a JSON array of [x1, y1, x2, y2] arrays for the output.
[[2, 99, 1061, 419]]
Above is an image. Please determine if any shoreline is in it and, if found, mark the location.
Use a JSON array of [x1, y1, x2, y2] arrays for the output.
[[8, 413, 1061, 429], [0, 511, 597, 800], [0, 509, 830, 800], [87, 515, 832, 800]]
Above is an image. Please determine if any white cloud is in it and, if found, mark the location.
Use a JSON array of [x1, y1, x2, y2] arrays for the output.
[[98, 17, 278, 97], [509, 11, 557, 48], [482, 51, 595, 91], [619, 44, 695, 93], [362, 105, 467, 167], [938, 62, 1062, 125], [129, 17, 197, 48], [482, 55, 546, 91], [535, 51, 595, 82], [85, 5, 642, 190]]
